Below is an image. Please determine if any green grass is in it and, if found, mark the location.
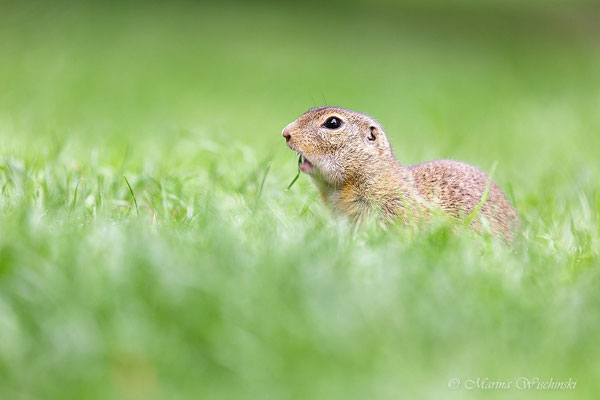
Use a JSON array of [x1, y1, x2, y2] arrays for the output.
[[1, 1, 599, 399]]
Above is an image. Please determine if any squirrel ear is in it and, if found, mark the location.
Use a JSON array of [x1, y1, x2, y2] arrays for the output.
[[367, 126, 377, 142]]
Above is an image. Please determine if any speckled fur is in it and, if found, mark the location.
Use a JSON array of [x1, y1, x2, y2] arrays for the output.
[[282, 106, 520, 241]]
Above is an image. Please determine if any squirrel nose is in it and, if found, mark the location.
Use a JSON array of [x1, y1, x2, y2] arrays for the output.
[[282, 127, 291, 142]]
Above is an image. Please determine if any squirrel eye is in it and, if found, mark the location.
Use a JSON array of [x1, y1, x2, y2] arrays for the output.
[[323, 116, 342, 130]]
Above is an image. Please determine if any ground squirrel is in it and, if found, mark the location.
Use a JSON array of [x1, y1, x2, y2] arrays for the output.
[[282, 106, 520, 241]]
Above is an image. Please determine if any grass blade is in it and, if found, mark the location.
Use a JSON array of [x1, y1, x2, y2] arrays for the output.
[[124, 176, 139, 216], [253, 163, 271, 213], [465, 160, 498, 226]]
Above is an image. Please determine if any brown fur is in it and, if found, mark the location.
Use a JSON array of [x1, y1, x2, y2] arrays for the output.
[[282, 106, 520, 241]]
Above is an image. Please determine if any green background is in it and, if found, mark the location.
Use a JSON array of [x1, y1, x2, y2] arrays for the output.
[[0, 1, 599, 399]]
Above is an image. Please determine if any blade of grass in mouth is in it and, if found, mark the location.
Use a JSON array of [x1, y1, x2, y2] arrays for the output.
[[286, 155, 302, 191]]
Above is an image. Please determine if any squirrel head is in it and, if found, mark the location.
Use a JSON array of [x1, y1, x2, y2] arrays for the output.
[[282, 106, 395, 186]]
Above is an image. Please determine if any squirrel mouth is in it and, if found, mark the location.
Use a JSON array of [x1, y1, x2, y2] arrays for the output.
[[298, 154, 313, 173]]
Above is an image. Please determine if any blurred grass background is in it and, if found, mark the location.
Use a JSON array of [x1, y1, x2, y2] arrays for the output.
[[0, 1, 599, 399]]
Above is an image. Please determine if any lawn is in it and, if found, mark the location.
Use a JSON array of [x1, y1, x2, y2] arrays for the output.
[[0, 1, 599, 399]]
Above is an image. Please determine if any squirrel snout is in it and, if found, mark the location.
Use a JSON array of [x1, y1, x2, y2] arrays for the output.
[[282, 127, 292, 142]]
